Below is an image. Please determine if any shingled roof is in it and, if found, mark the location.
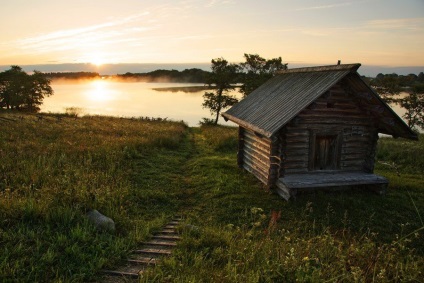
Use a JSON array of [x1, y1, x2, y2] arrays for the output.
[[222, 64, 417, 140]]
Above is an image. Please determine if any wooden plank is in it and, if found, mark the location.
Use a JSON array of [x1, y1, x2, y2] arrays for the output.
[[142, 241, 177, 247], [284, 167, 308, 174], [243, 142, 271, 161], [133, 249, 172, 256], [127, 257, 159, 265], [243, 151, 270, 172], [341, 148, 368, 154], [285, 131, 309, 138], [102, 270, 140, 278], [279, 172, 388, 189], [242, 163, 268, 184], [238, 127, 245, 167], [243, 156, 269, 176], [341, 161, 365, 169], [153, 235, 181, 241], [285, 148, 309, 158], [243, 137, 271, 153], [284, 160, 308, 168], [285, 143, 309, 151], [299, 109, 364, 117], [244, 130, 271, 147], [341, 154, 366, 161]]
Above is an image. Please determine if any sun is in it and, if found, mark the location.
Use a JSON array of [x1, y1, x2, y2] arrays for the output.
[[91, 56, 105, 66], [85, 53, 106, 66]]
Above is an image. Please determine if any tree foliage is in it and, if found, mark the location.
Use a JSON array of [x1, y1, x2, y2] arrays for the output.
[[370, 72, 424, 130], [117, 68, 210, 83], [370, 73, 402, 103], [202, 54, 288, 124], [45, 72, 100, 80], [239, 53, 287, 97], [397, 85, 424, 130], [202, 58, 239, 125], [0, 66, 53, 112]]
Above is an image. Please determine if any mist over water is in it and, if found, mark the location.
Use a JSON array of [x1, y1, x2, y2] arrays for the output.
[[41, 79, 411, 128], [41, 79, 241, 127], [1, 63, 423, 77]]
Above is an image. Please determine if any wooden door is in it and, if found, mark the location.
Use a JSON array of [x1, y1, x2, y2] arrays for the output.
[[314, 135, 338, 170]]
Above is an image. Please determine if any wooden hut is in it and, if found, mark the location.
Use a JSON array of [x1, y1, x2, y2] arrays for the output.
[[222, 64, 418, 200]]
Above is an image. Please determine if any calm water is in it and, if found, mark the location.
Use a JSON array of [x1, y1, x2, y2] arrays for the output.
[[41, 80, 241, 127], [42, 80, 409, 128]]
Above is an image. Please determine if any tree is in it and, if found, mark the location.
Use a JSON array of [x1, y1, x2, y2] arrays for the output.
[[397, 85, 424, 130], [0, 66, 53, 111], [370, 71, 424, 130], [239, 53, 287, 97], [202, 58, 239, 125], [370, 73, 401, 103], [25, 71, 54, 112]]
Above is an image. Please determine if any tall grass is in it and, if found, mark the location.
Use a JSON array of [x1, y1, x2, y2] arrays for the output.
[[1, 113, 423, 282], [376, 134, 424, 174], [0, 112, 187, 282], [141, 126, 424, 283]]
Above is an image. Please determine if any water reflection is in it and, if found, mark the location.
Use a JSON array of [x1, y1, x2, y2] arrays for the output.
[[41, 80, 413, 129], [86, 80, 117, 102], [41, 80, 241, 126]]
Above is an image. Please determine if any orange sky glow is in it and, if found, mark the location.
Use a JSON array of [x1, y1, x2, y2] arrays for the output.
[[1, 0, 423, 67]]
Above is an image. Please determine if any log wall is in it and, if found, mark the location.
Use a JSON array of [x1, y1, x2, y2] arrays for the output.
[[240, 128, 273, 185], [280, 83, 378, 175]]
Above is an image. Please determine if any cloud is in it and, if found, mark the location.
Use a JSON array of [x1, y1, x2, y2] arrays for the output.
[[205, 0, 235, 7], [294, 2, 352, 11], [15, 12, 152, 52], [364, 17, 424, 31]]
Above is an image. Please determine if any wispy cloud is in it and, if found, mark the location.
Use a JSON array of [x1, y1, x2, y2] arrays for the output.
[[205, 0, 235, 7], [364, 18, 424, 31], [294, 2, 352, 11], [15, 12, 152, 52]]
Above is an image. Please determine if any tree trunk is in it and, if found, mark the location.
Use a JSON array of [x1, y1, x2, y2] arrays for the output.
[[214, 108, 220, 125], [214, 88, 223, 125]]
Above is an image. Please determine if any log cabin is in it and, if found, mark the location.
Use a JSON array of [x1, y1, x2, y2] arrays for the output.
[[222, 64, 418, 200]]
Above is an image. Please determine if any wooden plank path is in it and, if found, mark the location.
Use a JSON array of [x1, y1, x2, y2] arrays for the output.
[[100, 217, 182, 282]]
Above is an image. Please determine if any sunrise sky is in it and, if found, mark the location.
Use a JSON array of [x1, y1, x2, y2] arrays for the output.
[[1, 0, 424, 68]]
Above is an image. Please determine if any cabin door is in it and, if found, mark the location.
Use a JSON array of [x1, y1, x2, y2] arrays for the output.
[[313, 135, 339, 170]]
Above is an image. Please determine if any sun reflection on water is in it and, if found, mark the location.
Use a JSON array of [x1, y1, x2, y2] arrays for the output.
[[86, 80, 116, 101]]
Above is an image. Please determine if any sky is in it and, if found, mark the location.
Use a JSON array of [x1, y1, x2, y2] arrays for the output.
[[1, 0, 424, 70]]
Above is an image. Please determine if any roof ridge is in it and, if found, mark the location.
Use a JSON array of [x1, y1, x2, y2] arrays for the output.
[[278, 63, 361, 74]]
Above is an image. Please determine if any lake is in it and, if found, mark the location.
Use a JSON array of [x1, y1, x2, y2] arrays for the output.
[[41, 80, 241, 127], [41, 79, 410, 128]]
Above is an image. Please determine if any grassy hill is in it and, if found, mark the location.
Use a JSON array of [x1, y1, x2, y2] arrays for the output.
[[0, 111, 423, 282]]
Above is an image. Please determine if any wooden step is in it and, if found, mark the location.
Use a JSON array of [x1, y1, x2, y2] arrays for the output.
[[142, 241, 177, 247], [160, 229, 177, 234], [164, 224, 177, 229], [133, 248, 172, 256], [100, 214, 183, 282], [127, 257, 159, 265], [102, 270, 140, 278], [153, 235, 181, 241]]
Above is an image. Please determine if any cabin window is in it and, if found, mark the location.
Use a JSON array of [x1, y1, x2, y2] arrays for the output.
[[312, 135, 340, 170]]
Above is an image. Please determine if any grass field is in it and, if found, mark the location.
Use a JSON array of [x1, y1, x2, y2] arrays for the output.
[[1, 111, 423, 282]]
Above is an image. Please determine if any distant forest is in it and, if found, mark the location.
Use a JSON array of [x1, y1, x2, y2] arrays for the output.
[[364, 72, 424, 90], [44, 69, 211, 83], [44, 72, 101, 80], [116, 68, 210, 83], [43, 69, 424, 88]]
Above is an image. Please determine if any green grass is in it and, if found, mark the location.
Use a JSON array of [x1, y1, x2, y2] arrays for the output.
[[1, 111, 423, 282]]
